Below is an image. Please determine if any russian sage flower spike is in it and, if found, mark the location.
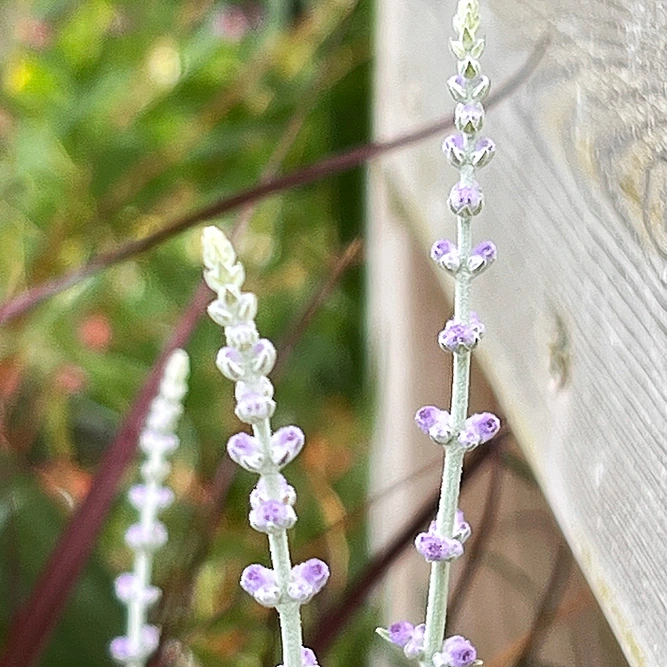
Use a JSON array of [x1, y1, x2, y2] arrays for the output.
[[202, 226, 325, 667], [110, 349, 190, 667], [378, 1, 498, 665]]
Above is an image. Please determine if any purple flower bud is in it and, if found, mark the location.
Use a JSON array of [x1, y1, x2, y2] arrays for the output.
[[250, 338, 277, 375], [128, 485, 174, 512], [471, 136, 496, 168], [455, 103, 484, 134], [428, 410, 454, 445], [388, 621, 415, 647], [288, 558, 330, 603], [250, 474, 296, 507], [442, 134, 466, 168], [431, 239, 461, 272], [468, 240, 497, 275], [435, 635, 478, 667], [124, 522, 168, 552], [227, 432, 264, 472], [448, 181, 483, 217], [240, 564, 281, 607], [415, 529, 463, 562], [438, 317, 484, 354], [139, 430, 179, 457], [114, 573, 161, 606], [458, 412, 501, 449], [271, 425, 305, 467], [446, 74, 468, 102], [225, 321, 259, 350], [415, 405, 440, 433], [216, 346, 245, 381], [404, 623, 426, 659], [277, 647, 319, 667], [235, 392, 276, 424], [110, 625, 160, 663], [249, 499, 297, 534], [454, 509, 472, 543]]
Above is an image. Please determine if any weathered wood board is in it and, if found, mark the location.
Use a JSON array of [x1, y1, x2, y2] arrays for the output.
[[370, 1, 667, 665]]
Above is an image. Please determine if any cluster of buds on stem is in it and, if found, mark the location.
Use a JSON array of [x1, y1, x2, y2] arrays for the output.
[[202, 226, 325, 667], [378, 1, 500, 665], [110, 350, 190, 666]]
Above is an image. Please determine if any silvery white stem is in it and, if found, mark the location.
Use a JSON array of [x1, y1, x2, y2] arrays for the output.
[[111, 349, 190, 667]]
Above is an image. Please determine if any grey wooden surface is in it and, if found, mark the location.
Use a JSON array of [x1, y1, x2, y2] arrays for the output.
[[370, 1, 667, 665]]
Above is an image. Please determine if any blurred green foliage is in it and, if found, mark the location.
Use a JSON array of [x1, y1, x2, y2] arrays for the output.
[[0, 0, 372, 664]]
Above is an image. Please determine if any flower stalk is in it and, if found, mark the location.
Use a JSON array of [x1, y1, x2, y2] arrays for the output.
[[110, 349, 190, 667], [378, 2, 501, 666], [202, 226, 327, 667]]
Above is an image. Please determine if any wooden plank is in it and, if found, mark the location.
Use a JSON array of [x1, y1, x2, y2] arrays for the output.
[[370, 1, 667, 664]]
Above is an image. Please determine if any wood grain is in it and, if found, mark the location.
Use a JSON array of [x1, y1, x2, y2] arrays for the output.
[[371, 0, 667, 664]]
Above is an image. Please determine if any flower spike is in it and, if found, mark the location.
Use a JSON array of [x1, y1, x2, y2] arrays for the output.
[[202, 226, 327, 667]]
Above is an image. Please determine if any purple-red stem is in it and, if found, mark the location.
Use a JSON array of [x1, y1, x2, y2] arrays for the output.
[[0, 35, 548, 327], [0, 281, 211, 667]]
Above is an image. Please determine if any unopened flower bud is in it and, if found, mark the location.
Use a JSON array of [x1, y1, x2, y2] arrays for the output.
[[216, 346, 245, 381], [448, 181, 483, 217], [431, 238, 461, 273], [455, 103, 484, 134]]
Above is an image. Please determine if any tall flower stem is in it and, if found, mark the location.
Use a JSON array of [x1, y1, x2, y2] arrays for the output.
[[202, 226, 328, 667], [378, 2, 502, 666]]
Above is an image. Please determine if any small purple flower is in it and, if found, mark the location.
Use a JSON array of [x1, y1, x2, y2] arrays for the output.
[[438, 317, 484, 354], [388, 621, 415, 647], [458, 412, 501, 449], [428, 410, 454, 445], [415, 527, 463, 562], [271, 425, 305, 467], [250, 474, 296, 507], [240, 564, 281, 607], [455, 103, 484, 134], [249, 338, 277, 375], [128, 484, 174, 512], [249, 498, 297, 534], [227, 432, 264, 472], [404, 623, 426, 659], [434, 635, 478, 667], [431, 239, 461, 272], [468, 240, 497, 274], [124, 522, 168, 552], [110, 624, 160, 663], [114, 573, 161, 606], [288, 558, 330, 603], [446, 74, 468, 102], [415, 405, 441, 434], [235, 391, 276, 424], [454, 509, 472, 543], [471, 136, 496, 168], [442, 134, 466, 167], [216, 346, 245, 381], [448, 181, 483, 217], [277, 647, 319, 667]]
